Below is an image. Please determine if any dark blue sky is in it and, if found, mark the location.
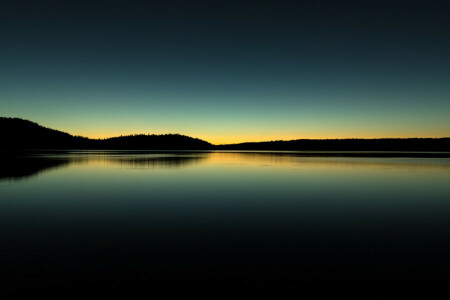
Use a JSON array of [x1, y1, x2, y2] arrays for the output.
[[1, 0, 449, 143]]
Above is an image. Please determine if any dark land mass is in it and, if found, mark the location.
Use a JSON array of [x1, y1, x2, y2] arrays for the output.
[[0, 117, 212, 150], [217, 138, 450, 152], [1, 117, 450, 153]]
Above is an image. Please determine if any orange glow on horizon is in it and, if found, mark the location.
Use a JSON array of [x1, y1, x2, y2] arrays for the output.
[[70, 131, 449, 145]]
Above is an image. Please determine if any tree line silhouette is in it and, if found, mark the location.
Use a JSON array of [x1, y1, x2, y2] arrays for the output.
[[218, 138, 450, 152], [1, 117, 449, 151], [1, 117, 212, 150]]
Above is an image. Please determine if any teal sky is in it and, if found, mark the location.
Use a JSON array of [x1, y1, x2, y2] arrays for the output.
[[1, 0, 449, 144]]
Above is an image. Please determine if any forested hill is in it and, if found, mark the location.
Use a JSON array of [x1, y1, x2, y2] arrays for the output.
[[95, 134, 212, 150], [1, 117, 76, 149], [0, 117, 212, 150], [1, 117, 449, 151], [217, 138, 450, 152]]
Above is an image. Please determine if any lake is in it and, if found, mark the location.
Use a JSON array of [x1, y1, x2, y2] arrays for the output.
[[1, 151, 450, 296]]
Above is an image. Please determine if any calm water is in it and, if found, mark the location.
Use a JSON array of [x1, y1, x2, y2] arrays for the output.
[[2, 151, 450, 285]]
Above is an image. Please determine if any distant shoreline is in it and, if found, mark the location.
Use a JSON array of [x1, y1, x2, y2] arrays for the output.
[[2, 117, 450, 153], [2, 149, 450, 158]]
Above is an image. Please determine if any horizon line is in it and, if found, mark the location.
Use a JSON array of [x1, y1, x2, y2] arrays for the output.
[[2, 117, 449, 145]]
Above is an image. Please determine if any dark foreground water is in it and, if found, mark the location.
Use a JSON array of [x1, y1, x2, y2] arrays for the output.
[[1, 151, 450, 297]]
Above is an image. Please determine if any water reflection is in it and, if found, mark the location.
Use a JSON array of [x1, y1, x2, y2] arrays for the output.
[[208, 151, 450, 170], [1, 151, 450, 181], [1, 151, 450, 295], [0, 152, 210, 180], [91, 152, 209, 168], [0, 156, 70, 181]]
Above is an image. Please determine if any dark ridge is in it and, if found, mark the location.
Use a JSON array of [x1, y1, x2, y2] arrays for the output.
[[217, 138, 450, 152], [1, 117, 77, 149], [1, 117, 449, 151], [95, 134, 212, 150], [0, 117, 212, 150]]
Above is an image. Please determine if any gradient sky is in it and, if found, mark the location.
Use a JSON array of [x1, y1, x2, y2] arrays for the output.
[[1, 0, 449, 144]]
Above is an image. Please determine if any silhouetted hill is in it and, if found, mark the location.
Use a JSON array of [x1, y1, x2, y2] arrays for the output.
[[1, 117, 79, 149], [1, 117, 449, 151], [217, 138, 450, 152], [0, 117, 212, 150], [92, 134, 212, 150]]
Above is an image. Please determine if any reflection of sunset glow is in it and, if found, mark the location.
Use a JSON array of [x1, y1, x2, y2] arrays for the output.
[[206, 152, 450, 170], [48, 151, 450, 171]]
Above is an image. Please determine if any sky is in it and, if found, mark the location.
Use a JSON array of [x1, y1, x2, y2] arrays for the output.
[[1, 0, 449, 144]]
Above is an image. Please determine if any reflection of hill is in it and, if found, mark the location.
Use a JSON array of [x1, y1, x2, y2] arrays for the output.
[[108, 153, 208, 168], [58, 151, 210, 168], [0, 152, 208, 180], [0, 156, 70, 180]]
